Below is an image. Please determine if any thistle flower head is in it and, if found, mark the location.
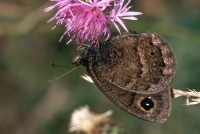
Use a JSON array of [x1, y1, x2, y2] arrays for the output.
[[45, 0, 142, 46]]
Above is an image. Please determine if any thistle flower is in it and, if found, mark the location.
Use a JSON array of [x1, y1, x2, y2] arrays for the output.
[[45, 0, 142, 46]]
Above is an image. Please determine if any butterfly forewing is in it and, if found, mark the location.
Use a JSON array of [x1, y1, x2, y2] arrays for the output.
[[86, 32, 176, 94]]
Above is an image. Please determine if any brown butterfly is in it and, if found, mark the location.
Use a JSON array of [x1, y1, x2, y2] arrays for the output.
[[73, 32, 176, 123]]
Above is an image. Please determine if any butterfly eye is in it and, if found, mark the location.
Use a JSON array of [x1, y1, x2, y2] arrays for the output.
[[140, 97, 154, 111]]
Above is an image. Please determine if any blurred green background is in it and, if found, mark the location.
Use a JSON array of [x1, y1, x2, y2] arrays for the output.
[[0, 0, 200, 134]]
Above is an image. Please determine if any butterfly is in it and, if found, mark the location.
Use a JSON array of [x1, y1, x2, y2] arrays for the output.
[[73, 32, 176, 123]]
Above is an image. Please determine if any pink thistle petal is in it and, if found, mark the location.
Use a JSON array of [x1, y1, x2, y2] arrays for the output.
[[108, 0, 142, 33], [45, 0, 142, 46]]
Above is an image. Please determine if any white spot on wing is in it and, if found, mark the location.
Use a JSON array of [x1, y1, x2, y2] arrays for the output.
[[81, 74, 94, 83]]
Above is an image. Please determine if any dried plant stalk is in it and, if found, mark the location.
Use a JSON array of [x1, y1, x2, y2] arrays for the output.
[[172, 89, 200, 105]]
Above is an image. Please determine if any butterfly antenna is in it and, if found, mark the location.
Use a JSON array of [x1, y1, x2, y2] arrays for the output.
[[48, 67, 76, 83], [50, 61, 73, 68]]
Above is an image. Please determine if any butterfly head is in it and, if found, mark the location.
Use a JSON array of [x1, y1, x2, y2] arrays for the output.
[[72, 55, 82, 66]]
